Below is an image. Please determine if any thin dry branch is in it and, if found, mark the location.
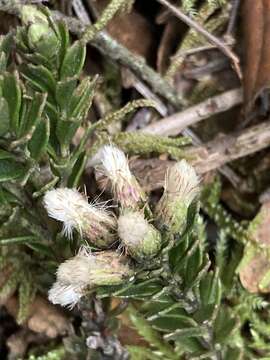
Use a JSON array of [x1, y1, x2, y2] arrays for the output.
[[130, 121, 270, 191], [0, 3, 185, 109], [156, 0, 242, 78], [141, 88, 243, 136]]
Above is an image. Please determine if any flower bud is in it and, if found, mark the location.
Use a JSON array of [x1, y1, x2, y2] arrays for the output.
[[48, 249, 133, 308], [156, 160, 199, 234], [21, 6, 49, 26], [118, 211, 162, 261], [21, 5, 60, 58], [93, 145, 146, 210], [43, 188, 116, 248]]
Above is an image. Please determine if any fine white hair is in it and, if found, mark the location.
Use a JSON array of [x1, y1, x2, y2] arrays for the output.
[[96, 145, 132, 183], [43, 188, 115, 239], [48, 282, 84, 309], [164, 160, 199, 206]]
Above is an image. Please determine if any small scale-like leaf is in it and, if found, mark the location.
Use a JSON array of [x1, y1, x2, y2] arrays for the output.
[[67, 151, 87, 188], [0, 236, 37, 246], [21, 64, 56, 97], [56, 117, 81, 153], [20, 93, 47, 136], [55, 77, 77, 112], [0, 97, 10, 135], [28, 117, 50, 160], [213, 307, 238, 345], [0, 159, 26, 182], [113, 279, 163, 299], [60, 40, 86, 79], [68, 76, 99, 119], [0, 52, 7, 72], [3, 71, 22, 134], [57, 21, 70, 64]]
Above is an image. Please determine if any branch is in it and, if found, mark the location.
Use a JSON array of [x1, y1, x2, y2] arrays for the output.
[[0, 3, 184, 110], [130, 121, 270, 191], [141, 88, 243, 136], [156, 0, 242, 79]]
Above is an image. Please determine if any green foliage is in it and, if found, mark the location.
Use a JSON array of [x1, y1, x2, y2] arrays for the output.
[[0, 4, 270, 360], [0, 5, 155, 334]]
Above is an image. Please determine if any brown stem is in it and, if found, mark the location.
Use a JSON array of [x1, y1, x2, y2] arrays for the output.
[[130, 121, 270, 191], [141, 88, 243, 136], [156, 0, 242, 79]]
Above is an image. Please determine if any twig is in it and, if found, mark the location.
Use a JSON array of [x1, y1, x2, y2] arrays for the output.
[[1, 3, 242, 187], [141, 88, 243, 136], [130, 121, 270, 191], [0, 3, 185, 110], [226, 0, 241, 36], [155, 0, 242, 79]]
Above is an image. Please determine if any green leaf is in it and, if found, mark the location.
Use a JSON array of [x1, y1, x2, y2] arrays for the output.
[[56, 117, 81, 153], [199, 270, 222, 308], [26, 242, 54, 258], [164, 326, 205, 341], [0, 52, 7, 72], [21, 64, 56, 97], [150, 313, 198, 332], [184, 245, 203, 287], [55, 77, 77, 112], [0, 97, 10, 135], [113, 279, 163, 299], [67, 151, 87, 188], [2, 71, 22, 134], [17, 276, 36, 324], [68, 75, 99, 119], [0, 236, 37, 245], [60, 40, 86, 79], [57, 21, 70, 65], [128, 306, 177, 359], [0, 159, 26, 182], [28, 116, 50, 160], [20, 92, 47, 136], [213, 307, 238, 345]]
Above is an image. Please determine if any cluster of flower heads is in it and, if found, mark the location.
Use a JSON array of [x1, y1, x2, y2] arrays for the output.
[[44, 145, 200, 308]]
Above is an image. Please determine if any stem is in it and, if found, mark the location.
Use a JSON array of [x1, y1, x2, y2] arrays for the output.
[[156, 0, 242, 79]]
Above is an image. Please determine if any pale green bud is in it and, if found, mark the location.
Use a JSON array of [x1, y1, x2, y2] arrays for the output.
[[21, 6, 60, 58], [156, 160, 199, 235], [48, 249, 133, 308], [21, 6, 49, 26], [118, 211, 162, 261]]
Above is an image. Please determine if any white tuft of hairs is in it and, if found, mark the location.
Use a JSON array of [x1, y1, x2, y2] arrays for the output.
[[97, 145, 132, 183], [164, 160, 199, 206], [118, 212, 149, 248], [48, 281, 84, 309], [43, 188, 115, 241], [44, 188, 87, 238]]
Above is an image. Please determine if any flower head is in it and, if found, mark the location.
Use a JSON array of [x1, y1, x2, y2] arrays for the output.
[[118, 211, 162, 262], [43, 188, 116, 248], [93, 145, 145, 209], [156, 160, 199, 234], [48, 249, 133, 308]]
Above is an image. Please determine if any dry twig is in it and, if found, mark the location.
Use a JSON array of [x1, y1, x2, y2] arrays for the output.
[[130, 121, 270, 191], [141, 88, 243, 136], [156, 0, 242, 79]]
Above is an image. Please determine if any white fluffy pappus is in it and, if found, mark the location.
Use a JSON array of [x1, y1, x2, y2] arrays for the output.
[[164, 160, 200, 206], [48, 248, 133, 308], [97, 145, 132, 183], [92, 145, 145, 208], [48, 281, 84, 309], [43, 188, 116, 243], [118, 211, 151, 248]]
